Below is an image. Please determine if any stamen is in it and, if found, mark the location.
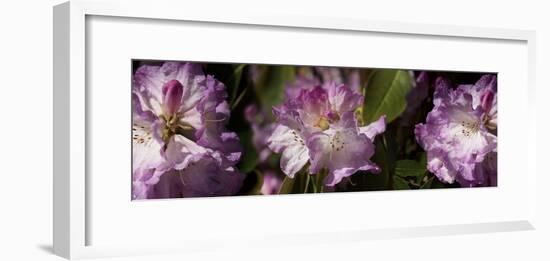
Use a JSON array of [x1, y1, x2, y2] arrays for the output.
[[133, 124, 153, 145], [459, 120, 480, 138], [204, 116, 228, 123], [330, 131, 345, 152]]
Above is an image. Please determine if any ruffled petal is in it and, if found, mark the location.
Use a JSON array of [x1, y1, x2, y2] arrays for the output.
[[267, 124, 309, 178], [307, 114, 378, 186], [267, 125, 304, 153], [307, 132, 330, 174], [147, 156, 244, 198], [295, 86, 330, 132], [280, 142, 309, 178], [178, 164, 244, 198], [326, 82, 363, 114], [359, 115, 386, 141], [133, 65, 165, 115], [426, 152, 457, 184], [219, 132, 243, 166], [195, 76, 230, 150], [162, 134, 207, 171]]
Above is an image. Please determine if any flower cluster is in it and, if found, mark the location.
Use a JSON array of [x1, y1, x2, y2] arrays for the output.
[[132, 62, 243, 199], [267, 81, 386, 186], [246, 66, 364, 193], [415, 75, 497, 186], [131, 60, 498, 199]]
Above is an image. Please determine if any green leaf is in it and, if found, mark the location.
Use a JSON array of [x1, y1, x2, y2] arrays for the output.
[[416, 152, 428, 184], [359, 137, 390, 190], [393, 176, 410, 190], [362, 69, 412, 124], [236, 130, 258, 173], [395, 160, 426, 178], [229, 64, 245, 106], [254, 66, 295, 111]]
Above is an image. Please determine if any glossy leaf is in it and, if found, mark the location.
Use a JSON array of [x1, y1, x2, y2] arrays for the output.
[[393, 176, 410, 190], [236, 130, 258, 174], [362, 69, 412, 124], [359, 137, 390, 190], [254, 66, 295, 111]]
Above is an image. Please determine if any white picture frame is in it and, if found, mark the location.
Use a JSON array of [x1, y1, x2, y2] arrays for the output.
[[53, 0, 537, 259]]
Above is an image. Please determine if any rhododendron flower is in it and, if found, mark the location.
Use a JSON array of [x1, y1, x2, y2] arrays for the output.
[[268, 82, 385, 186], [132, 62, 242, 199], [415, 75, 497, 186], [308, 112, 385, 186], [245, 104, 277, 163]]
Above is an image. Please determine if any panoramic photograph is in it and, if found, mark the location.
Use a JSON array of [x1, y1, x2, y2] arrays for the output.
[[131, 60, 497, 199]]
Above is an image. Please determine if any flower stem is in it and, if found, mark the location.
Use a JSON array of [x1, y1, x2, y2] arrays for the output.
[[312, 174, 318, 193], [304, 173, 311, 193], [316, 169, 327, 193]]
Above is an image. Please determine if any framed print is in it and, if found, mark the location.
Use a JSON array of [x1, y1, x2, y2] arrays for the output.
[[53, 0, 537, 259]]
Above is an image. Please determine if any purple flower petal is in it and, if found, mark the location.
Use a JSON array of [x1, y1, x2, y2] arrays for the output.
[[162, 134, 207, 171], [359, 115, 386, 141], [147, 155, 244, 198], [307, 112, 379, 186], [326, 82, 363, 115], [267, 125, 308, 178]]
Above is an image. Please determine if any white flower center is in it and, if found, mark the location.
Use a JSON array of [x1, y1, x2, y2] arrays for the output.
[[329, 131, 345, 152], [459, 120, 480, 138], [132, 123, 153, 145], [291, 130, 305, 146]]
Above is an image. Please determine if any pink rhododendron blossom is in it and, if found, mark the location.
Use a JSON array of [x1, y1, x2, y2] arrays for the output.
[[415, 75, 497, 186], [132, 62, 242, 199], [268, 81, 385, 186]]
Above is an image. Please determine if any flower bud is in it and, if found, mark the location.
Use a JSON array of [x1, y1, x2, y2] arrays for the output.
[[480, 89, 494, 113], [162, 79, 184, 116]]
